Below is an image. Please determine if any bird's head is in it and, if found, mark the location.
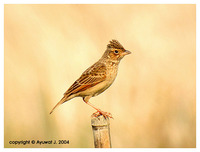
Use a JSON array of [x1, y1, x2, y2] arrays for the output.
[[102, 40, 131, 62]]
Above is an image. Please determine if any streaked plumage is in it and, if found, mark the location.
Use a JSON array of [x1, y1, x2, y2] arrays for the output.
[[50, 40, 131, 118]]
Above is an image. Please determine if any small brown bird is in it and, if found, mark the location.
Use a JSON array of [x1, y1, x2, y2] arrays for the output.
[[50, 40, 131, 118]]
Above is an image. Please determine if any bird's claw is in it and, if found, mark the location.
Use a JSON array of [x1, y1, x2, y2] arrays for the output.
[[92, 110, 113, 119]]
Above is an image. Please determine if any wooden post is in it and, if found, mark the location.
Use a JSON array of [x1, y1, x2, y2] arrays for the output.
[[91, 115, 112, 148]]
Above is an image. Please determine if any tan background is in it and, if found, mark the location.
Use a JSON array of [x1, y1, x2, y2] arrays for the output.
[[4, 4, 196, 148]]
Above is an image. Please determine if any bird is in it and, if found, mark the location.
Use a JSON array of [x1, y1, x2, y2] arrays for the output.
[[50, 39, 131, 118]]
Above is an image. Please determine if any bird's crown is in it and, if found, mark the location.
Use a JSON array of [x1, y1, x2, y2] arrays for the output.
[[107, 39, 125, 50]]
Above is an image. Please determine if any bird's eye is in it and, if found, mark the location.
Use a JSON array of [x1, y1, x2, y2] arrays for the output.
[[114, 50, 119, 54]]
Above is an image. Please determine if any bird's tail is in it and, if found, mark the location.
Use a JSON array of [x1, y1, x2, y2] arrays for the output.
[[49, 95, 69, 114]]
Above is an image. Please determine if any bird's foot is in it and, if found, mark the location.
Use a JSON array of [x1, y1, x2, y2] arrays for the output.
[[92, 110, 113, 119]]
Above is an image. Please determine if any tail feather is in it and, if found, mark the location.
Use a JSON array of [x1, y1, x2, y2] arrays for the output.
[[49, 96, 69, 114]]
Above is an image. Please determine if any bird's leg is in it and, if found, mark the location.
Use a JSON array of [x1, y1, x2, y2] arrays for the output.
[[87, 101, 113, 119], [83, 96, 113, 119]]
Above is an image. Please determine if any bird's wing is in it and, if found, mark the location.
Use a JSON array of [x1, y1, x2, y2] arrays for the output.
[[50, 62, 107, 114], [64, 62, 107, 96]]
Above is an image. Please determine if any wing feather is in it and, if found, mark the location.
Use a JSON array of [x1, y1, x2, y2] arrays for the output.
[[64, 62, 107, 96]]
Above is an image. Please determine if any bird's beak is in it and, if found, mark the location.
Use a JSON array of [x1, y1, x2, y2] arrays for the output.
[[122, 50, 131, 56]]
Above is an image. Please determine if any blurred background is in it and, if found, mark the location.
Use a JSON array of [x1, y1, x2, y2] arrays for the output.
[[4, 4, 196, 148]]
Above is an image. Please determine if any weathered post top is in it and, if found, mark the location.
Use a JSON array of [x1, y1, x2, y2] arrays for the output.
[[91, 115, 112, 148]]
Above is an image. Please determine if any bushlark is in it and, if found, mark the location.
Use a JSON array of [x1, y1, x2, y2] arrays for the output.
[[50, 40, 131, 118]]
